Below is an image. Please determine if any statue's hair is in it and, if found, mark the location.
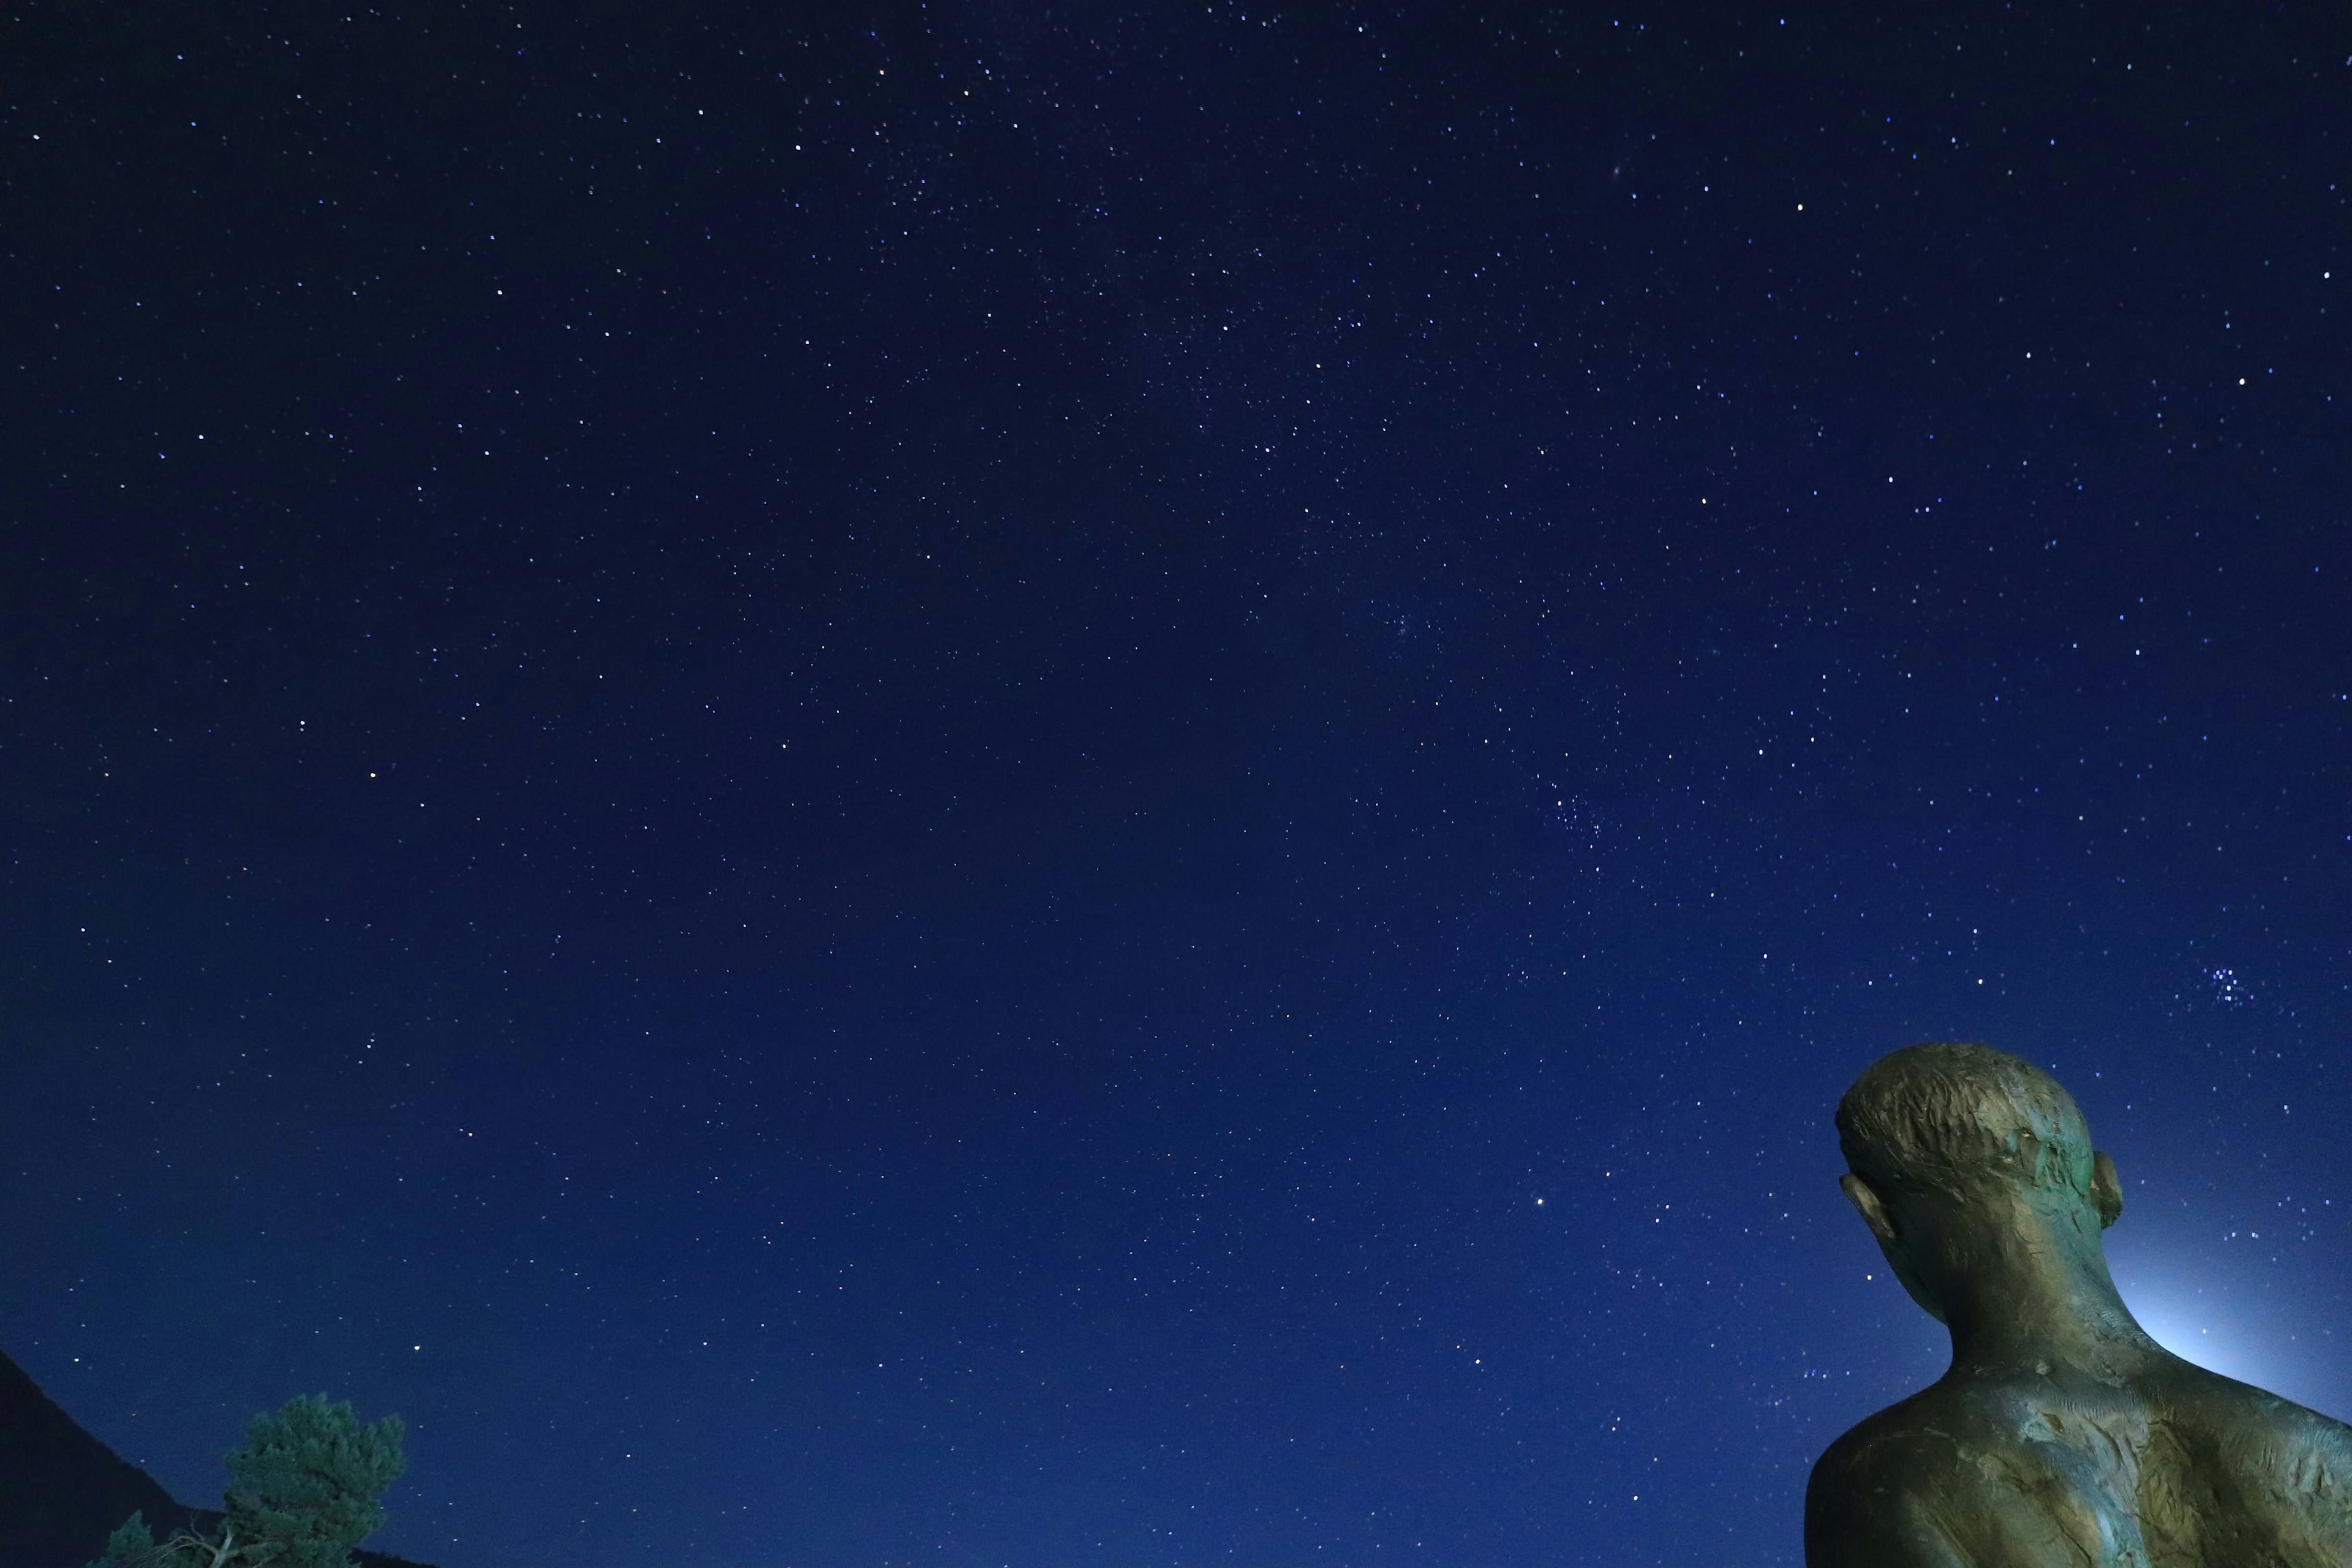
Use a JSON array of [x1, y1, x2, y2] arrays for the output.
[[1836, 1042, 2096, 1199]]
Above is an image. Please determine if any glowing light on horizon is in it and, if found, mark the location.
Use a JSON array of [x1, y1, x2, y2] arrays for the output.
[[2110, 1256, 2297, 1396]]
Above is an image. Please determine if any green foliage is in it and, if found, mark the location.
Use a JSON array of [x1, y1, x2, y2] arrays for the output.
[[85, 1512, 156, 1568], [223, 1394, 407, 1568], [83, 1513, 220, 1568], [89, 1395, 405, 1568]]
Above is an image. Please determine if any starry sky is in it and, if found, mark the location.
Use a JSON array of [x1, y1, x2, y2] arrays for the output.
[[4, 2, 2349, 1565]]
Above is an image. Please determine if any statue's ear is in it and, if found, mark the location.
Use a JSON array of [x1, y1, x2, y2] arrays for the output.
[[2091, 1150, 2124, 1229], [1840, 1173, 1898, 1243]]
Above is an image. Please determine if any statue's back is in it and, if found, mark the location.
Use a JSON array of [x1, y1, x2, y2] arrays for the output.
[[2133, 1360, 2352, 1566], [1806, 1354, 2352, 1567]]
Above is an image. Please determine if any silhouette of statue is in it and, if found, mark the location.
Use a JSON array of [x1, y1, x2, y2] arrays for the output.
[[1807, 1041, 2352, 1566]]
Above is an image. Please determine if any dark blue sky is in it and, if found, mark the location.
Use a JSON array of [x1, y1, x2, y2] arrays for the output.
[[4, 2, 2348, 1564]]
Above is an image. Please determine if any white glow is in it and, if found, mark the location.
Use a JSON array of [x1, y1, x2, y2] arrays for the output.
[[2105, 1252, 2338, 1413], [2114, 1275, 2280, 1390], [2100, 1211, 2352, 1423]]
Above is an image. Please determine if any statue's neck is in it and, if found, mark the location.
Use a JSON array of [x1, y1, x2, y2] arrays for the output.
[[1935, 1205, 2158, 1375]]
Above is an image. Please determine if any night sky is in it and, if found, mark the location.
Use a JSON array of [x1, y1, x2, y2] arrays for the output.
[[5, 2, 2350, 1565]]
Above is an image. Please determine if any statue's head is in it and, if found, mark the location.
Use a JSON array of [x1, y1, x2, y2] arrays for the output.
[[1836, 1042, 2124, 1322]]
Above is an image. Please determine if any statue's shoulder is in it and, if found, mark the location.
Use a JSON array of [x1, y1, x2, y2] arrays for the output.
[[1815, 1392, 1966, 1495], [2144, 1362, 2352, 1553], [1812, 1379, 2005, 1487], [2221, 1382, 2352, 1472], [1806, 1380, 2096, 1568], [1804, 1386, 1988, 1565], [2149, 1357, 2352, 1461]]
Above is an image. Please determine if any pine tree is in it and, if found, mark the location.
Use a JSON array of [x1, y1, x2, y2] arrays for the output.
[[88, 1513, 157, 1568], [85, 1395, 405, 1568], [222, 1394, 406, 1568]]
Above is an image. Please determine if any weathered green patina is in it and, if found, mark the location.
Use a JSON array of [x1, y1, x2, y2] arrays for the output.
[[1807, 1042, 2352, 1567]]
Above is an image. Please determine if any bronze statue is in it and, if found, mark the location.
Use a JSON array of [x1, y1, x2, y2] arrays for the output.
[[1807, 1041, 2352, 1566]]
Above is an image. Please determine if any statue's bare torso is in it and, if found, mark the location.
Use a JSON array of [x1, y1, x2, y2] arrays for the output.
[[1806, 1352, 2352, 1567]]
